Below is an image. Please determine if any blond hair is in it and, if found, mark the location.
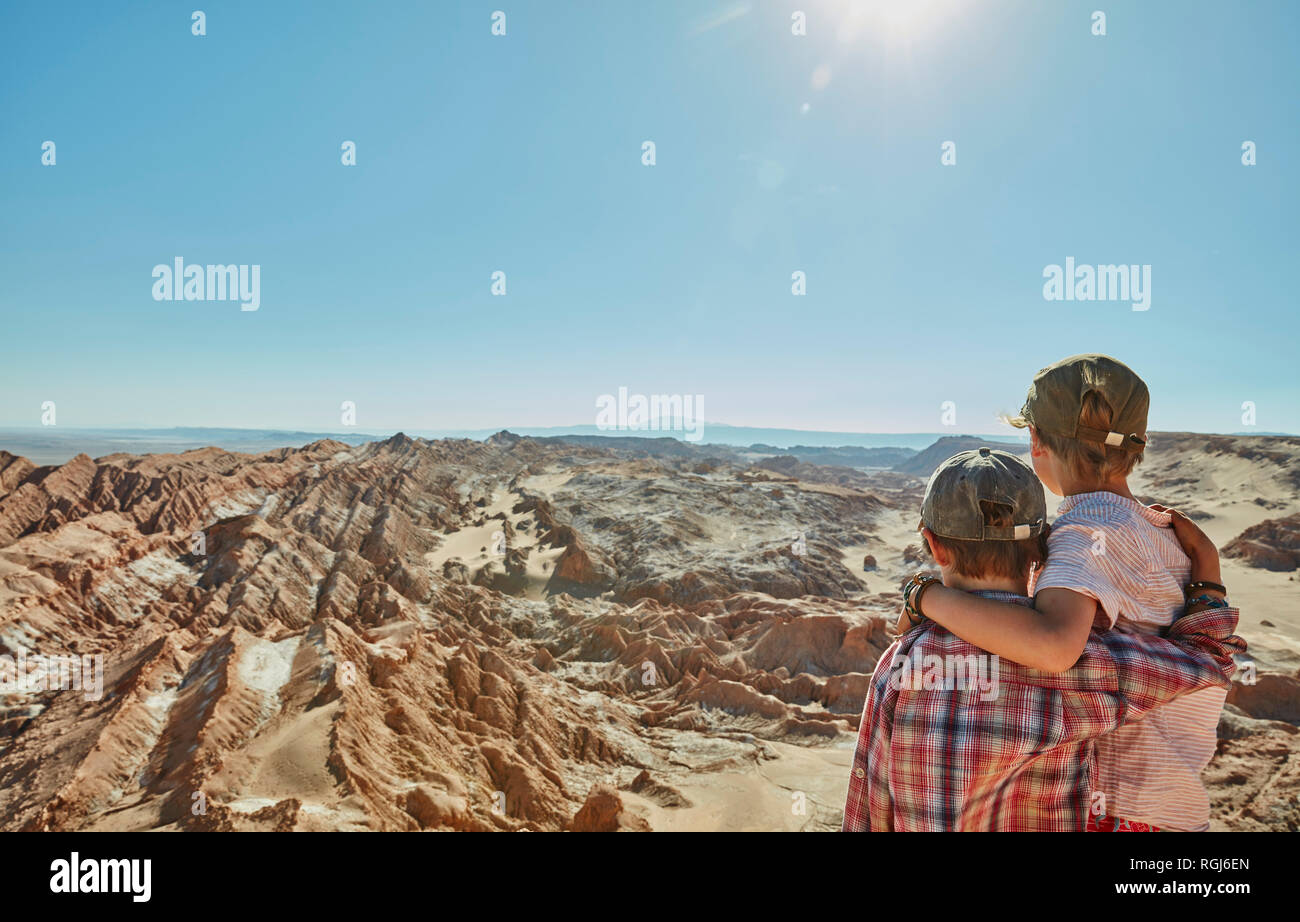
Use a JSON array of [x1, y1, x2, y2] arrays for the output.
[[1012, 391, 1144, 481]]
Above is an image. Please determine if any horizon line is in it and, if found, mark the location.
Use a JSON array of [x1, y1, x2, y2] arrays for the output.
[[0, 423, 1294, 439]]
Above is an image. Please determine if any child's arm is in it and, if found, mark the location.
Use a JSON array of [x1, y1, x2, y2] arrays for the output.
[[1106, 611, 1241, 721], [1048, 599, 1243, 744], [911, 585, 1096, 672], [909, 505, 1223, 673], [1151, 504, 1226, 612]]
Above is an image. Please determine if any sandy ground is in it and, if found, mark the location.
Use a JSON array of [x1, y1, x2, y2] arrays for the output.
[[422, 487, 566, 601], [622, 739, 854, 832]]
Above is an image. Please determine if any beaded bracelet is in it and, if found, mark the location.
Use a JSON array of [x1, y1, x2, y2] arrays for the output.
[[1186, 594, 1230, 610]]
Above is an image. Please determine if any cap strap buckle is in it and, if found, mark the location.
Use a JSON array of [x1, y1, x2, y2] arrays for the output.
[[981, 518, 1044, 541], [1076, 424, 1146, 451]]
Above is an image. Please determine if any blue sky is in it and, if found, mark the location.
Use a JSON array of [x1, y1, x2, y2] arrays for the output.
[[1, 0, 1296, 436]]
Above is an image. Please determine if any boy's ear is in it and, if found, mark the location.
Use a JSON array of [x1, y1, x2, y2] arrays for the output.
[[920, 526, 949, 567], [1028, 425, 1046, 457]]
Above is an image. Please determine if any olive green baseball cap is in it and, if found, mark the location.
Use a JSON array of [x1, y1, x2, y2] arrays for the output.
[[1011, 354, 1149, 452], [921, 448, 1046, 541]]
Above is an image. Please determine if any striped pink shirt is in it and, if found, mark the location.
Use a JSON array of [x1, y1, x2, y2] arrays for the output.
[[1029, 491, 1227, 831]]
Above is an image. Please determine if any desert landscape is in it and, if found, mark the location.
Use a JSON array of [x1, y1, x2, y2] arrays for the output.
[[0, 430, 1295, 832]]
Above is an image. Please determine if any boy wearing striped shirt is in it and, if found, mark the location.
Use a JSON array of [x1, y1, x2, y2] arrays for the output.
[[910, 355, 1231, 831]]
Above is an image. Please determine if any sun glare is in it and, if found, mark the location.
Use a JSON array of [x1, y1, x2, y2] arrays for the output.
[[825, 0, 969, 44]]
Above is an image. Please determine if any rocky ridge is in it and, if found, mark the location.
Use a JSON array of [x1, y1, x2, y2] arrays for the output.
[[0, 431, 1295, 831]]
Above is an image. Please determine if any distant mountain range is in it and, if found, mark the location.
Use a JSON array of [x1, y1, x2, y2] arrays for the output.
[[0, 425, 1027, 466], [3, 424, 1290, 470]]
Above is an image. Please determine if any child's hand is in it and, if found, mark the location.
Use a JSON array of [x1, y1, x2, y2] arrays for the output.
[[1149, 504, 1214, 558], [1149, 504, 1222, 585]]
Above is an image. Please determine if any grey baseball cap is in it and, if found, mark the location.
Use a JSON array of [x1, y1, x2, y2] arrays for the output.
[[1012, 353, 1149, 452], [921, 448, 1046, 541]]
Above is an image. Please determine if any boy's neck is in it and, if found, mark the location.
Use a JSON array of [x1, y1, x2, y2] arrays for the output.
[[941, 570, 1029, 596], [1056, 472, 1136, 502]]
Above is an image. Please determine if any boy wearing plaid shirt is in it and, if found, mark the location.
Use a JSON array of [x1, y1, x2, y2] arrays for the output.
[[842, 447, 1243, 831], [907, 355, 1232, 831]]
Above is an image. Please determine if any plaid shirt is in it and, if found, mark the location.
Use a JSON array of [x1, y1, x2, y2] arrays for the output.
[[842, 591, 1244, 832]]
